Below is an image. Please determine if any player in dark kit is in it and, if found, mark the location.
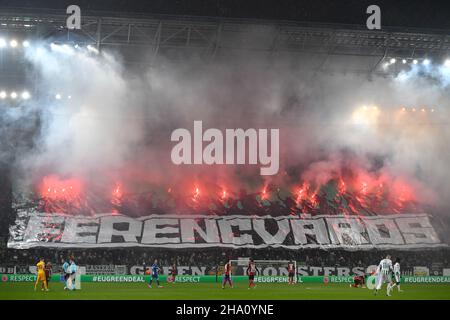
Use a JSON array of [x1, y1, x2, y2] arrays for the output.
[[350, 275, 366, 288], [148, 259, 163, 288], [288, 261, 296, 285], [169, 262, 178, 282], [142, 261, 148, 275], [246, 259, 260, 289], [45, 262, 53, 289]]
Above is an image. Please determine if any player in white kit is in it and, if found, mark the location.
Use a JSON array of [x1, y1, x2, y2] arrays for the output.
[[387, 258, 403, 293], [374, 254, 393, 296]]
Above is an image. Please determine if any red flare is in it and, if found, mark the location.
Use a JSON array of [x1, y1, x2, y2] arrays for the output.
[[40, 175, 82, 202], [112, 183, 123, 198], [193, 186, 200, 200], [261, 187, 267, 200], [295, 188, 304, 204]]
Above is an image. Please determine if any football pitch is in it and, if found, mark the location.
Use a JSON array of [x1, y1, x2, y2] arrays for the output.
[[1, 282, 450, 300]]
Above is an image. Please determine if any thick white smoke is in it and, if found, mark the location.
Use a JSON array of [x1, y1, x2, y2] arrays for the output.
[[16, 43, 146, 187], [4, 35, 450, 211]]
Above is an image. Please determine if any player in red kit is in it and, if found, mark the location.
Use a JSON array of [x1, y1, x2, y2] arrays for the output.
[[288, 260, 296, 285], [350, 275, 366, 288], [170, 262, 178, 282], [45, 261, 53, 290], [246, 258, 260, 289], [222, 260, 233, 289]]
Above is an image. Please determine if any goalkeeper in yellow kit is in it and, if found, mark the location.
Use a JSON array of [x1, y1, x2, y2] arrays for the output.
[[34, 258, 49, 291]]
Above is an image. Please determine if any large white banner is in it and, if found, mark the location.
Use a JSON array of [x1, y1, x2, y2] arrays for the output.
[[7, 211, 446, 250]]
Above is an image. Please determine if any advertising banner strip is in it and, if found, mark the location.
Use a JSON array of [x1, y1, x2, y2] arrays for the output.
[[2, 274, 450, 283], [7, 212, 447, 250]]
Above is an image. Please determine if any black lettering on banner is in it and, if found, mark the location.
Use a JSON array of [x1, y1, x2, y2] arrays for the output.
[[7, 213, 446, 250]]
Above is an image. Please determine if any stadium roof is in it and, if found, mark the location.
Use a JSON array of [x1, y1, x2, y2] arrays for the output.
[[2, 0, 450, 30], [1, 8, 450, 62], [1, 1, 450, 82]]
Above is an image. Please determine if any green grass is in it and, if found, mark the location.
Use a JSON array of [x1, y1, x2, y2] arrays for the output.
[[1, 282, 450, 300]]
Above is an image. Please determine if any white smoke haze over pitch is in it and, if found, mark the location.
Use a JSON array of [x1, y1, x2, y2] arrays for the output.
[[1, 29, 450, 212]]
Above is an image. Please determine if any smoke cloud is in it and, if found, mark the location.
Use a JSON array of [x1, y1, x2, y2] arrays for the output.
[[2, 31, 450, 214]]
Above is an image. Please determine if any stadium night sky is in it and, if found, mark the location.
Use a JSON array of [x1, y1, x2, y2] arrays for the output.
[[1, 0, 450, 29]]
